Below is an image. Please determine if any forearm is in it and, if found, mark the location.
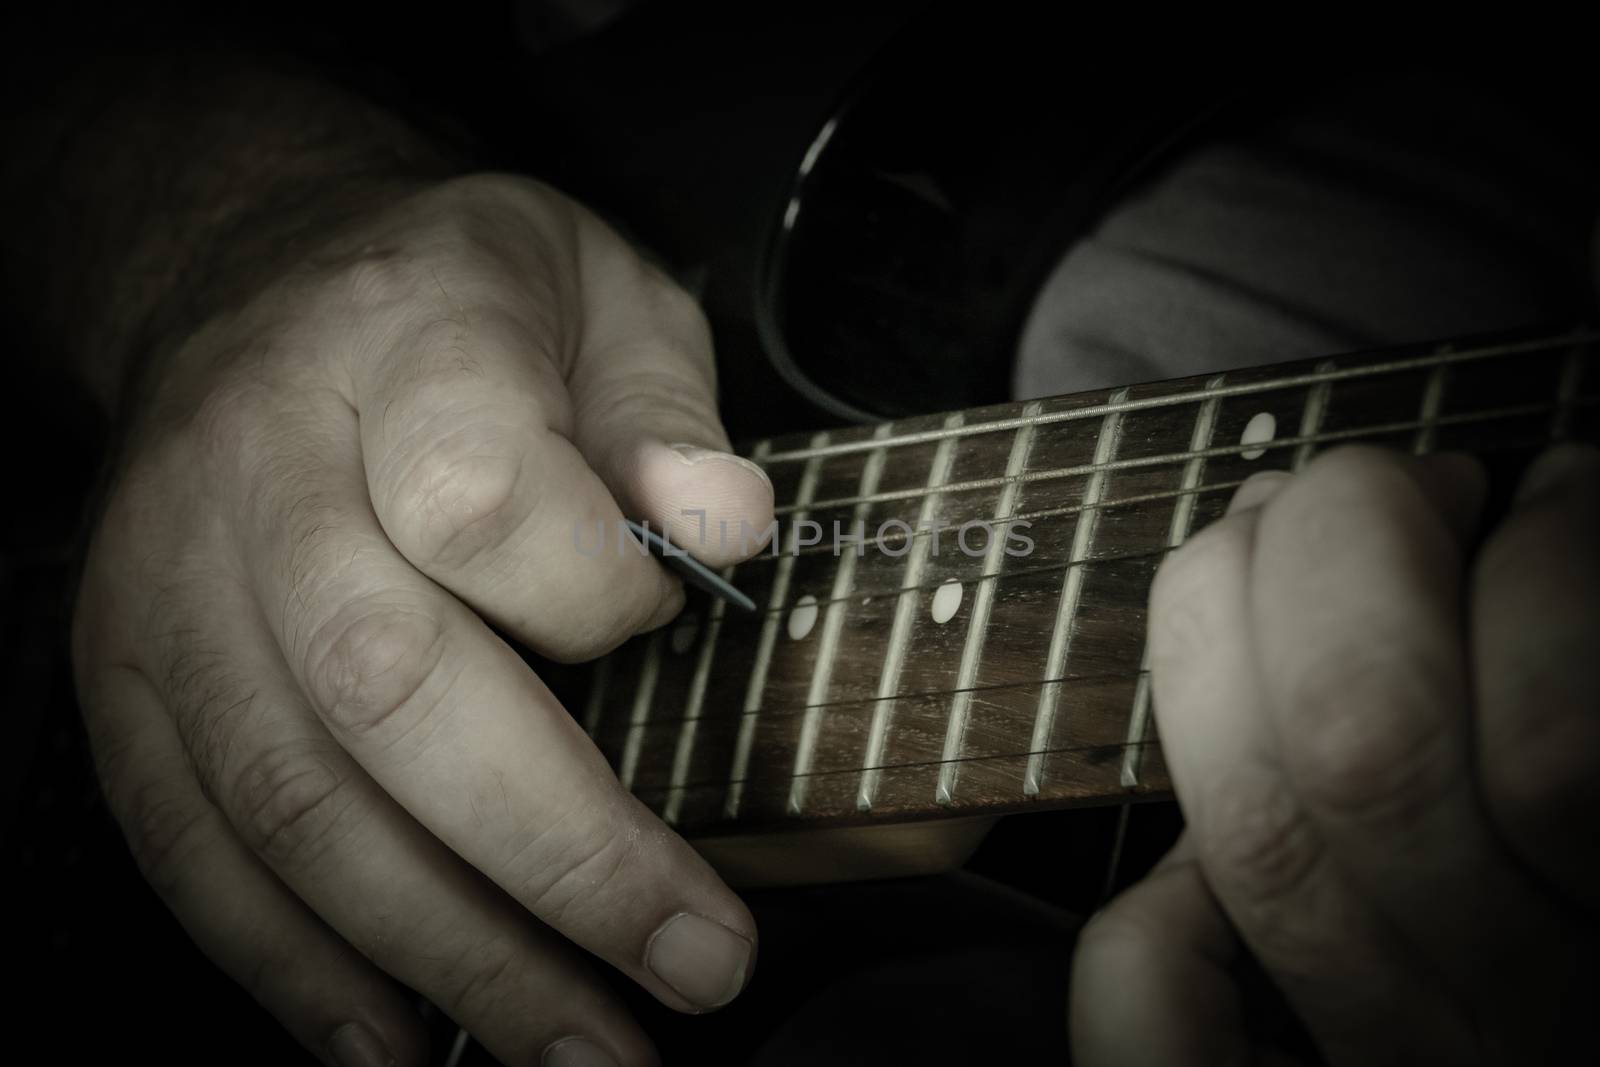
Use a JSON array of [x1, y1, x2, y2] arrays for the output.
[[3, 46, 465, 412]]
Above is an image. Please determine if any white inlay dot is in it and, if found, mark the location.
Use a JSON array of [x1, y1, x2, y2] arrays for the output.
[[1240, 411, 1277, 460], [930, 578, 964, 624], [670, 617, 699, 655], [787, 595, 819, 640]]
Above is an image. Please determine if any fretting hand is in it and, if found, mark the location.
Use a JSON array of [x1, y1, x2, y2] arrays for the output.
[[1072, 443, 1599, 1064]]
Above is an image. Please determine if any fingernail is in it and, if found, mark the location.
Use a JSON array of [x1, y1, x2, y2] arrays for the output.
[[543, 1036, 620, 1067], [1516, 444, 1600, 505], [667, 443, 773, 489], [1225, 470, 1291, 515], [645, 912, 753, 1010], [327, 1022, 395, 1067]]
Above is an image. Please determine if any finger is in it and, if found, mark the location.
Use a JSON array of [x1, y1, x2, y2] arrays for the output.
[[1148, 491, 1466, 1061], [348, 190, 683, 661], [1246, 446, 1563, 999], [1227, 470, 1292, 515], [75, 659, 429, 1067], [128, 576, 659, 1067], [240, 407, 757, 1015], [1473, 443, 1600, 908], [1072, 834, 1258, 1067], [566, 207, 774, 566]]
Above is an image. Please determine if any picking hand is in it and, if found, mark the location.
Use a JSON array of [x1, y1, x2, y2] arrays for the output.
[[73, 175, 774, 1067]]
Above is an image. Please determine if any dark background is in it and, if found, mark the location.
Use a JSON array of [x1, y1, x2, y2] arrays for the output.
[[4, 3, 1595, 1062]]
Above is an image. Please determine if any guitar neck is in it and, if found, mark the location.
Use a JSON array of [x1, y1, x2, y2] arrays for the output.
[[581, 330, 1598, 836]]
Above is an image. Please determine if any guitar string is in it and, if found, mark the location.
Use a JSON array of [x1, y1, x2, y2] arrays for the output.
[[765, 395, 1592, 517], [761, 378, 1584, 560], [597, 664, 1164, 740], [752, 332, 1594, 464], [720, 412, 1585, 617], [607, 357, 1592, 809], [753, 403, 1584, 569], [596, 424, 1579, 741], [779, 473, 1249, 560]]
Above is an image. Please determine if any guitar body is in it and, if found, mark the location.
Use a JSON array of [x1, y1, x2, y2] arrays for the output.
[[530, 10, 1600, 903]]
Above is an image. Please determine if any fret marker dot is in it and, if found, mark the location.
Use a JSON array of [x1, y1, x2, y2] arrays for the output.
[[1240, 412, 1277, 460], [787, 595, 819, 640], [931, 578, 963, 624], [670, 618, 698, 655]]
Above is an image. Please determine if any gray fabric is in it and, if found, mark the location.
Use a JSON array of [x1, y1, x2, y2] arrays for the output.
[[1015, 73, 1597, 398]]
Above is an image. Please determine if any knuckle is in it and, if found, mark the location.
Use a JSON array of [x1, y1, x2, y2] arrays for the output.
[[305, 598, 450, 737], [1281, 647, 1456, 827], [230, 739, 359, 869], [428, 172, 550, 222], [579, 364, 721, 442], [330, 245, 432, 311], [384, 432, 532, 571], [441, 934, 528, 1023], [162, 648, 262, 778], [119, 776, 213, 896], [509, 802, 641, 924], [1202, 767, 1323, 917], [183, 372, 284, 478]]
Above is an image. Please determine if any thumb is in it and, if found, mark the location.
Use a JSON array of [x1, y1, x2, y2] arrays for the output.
[[1071, 833, 1259, 1067], [566, 211, 774, 568]]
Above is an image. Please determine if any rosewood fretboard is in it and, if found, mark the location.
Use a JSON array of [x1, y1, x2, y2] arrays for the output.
[[580, 331, 1598, 836]]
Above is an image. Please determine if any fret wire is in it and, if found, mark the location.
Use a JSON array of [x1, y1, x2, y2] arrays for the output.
[[613, 663, 1161, 739], [858, 413, 965, 811], [1293, 360, 1336, 470], [595, 381, 1593, 808], [764, 395, 1592, 520], [768, 395, 1594, 573], [724, 436, 823, 818], [1553, 344, 1584, 440], [1412, 362, 1449, 455], [1121, 376, 1223, 790], [662, 572, 730, 825], [1026, 389, 1129, 797], [618, 629, 664, 790], [788, 425, 892, 815], [753, 333, 1595, 464], [936, 403, 1041, 806], [692, 403, 1583, 633], [784, 475, 1247, 562], [608, 417, 1560, 741], [645, 731, 1166, 797]]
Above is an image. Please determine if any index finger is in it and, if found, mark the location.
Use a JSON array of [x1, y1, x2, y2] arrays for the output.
[[251, 421, 756, 1015], [1247, 447, 1565, 1013]]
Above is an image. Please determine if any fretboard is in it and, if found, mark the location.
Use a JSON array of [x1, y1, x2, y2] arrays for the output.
[[580, 330, 1598, 834]]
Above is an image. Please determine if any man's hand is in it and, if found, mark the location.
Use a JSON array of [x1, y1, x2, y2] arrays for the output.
[[73, 174, 774, 1067], [1072, 444, 1599, 1064]]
